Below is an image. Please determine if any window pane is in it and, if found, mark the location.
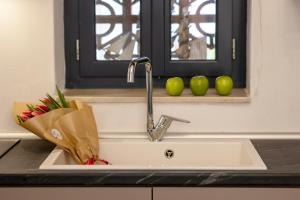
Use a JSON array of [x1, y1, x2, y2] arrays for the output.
[[95, 0, 140, 61], [170, 0, 216, 60]]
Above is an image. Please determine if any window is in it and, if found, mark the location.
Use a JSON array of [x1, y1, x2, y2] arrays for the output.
[[65, 0, 247, 88]]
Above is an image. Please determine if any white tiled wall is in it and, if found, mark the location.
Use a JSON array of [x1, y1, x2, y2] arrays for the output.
[[0, 0, 300, 135]]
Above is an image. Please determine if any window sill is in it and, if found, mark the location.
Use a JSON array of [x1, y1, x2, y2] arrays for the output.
[[64, 88, 250, 103]]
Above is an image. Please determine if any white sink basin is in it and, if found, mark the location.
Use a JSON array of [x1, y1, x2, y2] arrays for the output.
[[40, 139, 267, 170]]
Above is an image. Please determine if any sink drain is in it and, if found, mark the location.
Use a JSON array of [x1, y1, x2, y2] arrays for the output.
[[165, 149, 174, 159]]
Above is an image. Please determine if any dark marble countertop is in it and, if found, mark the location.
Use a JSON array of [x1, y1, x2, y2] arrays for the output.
[[1, 139, 300, 186]]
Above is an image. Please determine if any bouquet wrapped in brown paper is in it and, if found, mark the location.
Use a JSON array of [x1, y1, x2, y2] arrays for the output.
[[13, 87, 109, 165]]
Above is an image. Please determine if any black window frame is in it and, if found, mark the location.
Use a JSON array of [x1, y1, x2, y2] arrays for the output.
[[65, 0, 247, 88]]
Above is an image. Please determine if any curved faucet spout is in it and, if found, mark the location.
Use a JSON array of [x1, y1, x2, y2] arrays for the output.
[[127, 57, 154, 135], [127, 57, 152, 83], [127, 57, 190, 142], [127, 63, 136, 83]]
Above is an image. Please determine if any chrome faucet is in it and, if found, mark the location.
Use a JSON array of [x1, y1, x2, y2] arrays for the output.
[[127, 57, 190, 142]]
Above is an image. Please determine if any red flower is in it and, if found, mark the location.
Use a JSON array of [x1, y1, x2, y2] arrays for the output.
[[35, 104, 49, 113], [22, 110, 33, 117], [43, 98, 50, 102], [31, 111, 44, 117], [20, 114, 30, 122], [40, 98, 51, 104]]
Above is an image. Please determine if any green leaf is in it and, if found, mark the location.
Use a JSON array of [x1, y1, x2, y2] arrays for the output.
[[17, 115, 23, 124], [26, 104, 35, 111], [39, 100, 52, 110], [40, 99, 59, 111], [46, 94, 61, 109], [56, 86, 69, 108]]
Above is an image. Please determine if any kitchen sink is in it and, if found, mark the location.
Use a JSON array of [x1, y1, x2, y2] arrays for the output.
[[40, 139, 267, 170]]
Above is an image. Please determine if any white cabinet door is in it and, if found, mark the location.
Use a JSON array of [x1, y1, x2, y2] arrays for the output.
[[0, 187, 151, 200], [154, 188, 300, 200]]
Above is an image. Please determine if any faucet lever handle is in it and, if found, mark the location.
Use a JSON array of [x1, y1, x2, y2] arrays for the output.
[[161, 115, 190, 124], [153, 115, 191, 141]]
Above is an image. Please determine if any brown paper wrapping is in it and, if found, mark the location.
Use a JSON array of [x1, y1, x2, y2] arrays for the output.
[[13, 100, 99, 164]]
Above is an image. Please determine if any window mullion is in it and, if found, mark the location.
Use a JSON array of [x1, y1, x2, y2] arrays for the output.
[[151, 0, 165, 76]]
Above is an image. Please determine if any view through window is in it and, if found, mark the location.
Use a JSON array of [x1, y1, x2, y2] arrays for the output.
[[95, 0, 141, 61], [171, 0, 216, 60]]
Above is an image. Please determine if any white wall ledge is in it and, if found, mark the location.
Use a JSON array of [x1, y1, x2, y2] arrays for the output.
[[64, 88, 250, 103]]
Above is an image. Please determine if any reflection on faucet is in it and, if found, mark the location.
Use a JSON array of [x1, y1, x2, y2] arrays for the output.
[[127, 57, 190, 142]]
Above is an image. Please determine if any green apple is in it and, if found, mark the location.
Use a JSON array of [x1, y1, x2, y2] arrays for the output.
[[190, 76, 209, 96], [166, 77, 184, 96], [215, 75, 233, 96]]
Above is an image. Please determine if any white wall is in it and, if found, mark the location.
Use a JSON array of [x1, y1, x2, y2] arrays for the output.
[[0, 0, 56, 133], [0, 0, 299, 135]]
